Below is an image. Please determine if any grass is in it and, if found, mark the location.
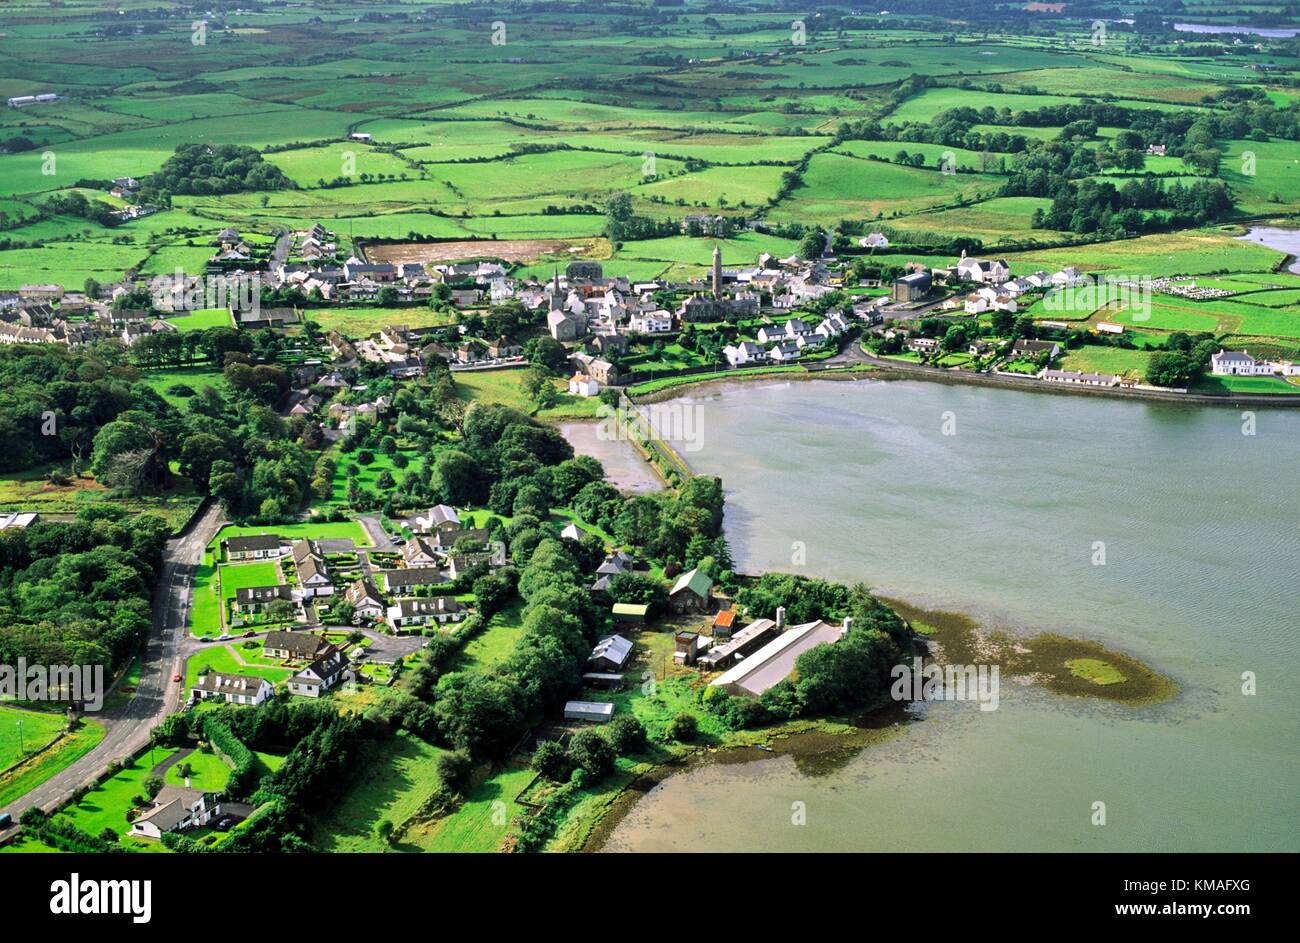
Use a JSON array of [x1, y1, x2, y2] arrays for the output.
[[58, 747, 179, 849], [0, 716, 105, 810], [311, 732, 447, 852], [209, 521, 370, 555], [0, 464, 202, 533], [163, 749, 232, 792], [1058, 346, 1154, 378], [1065, 658, 1127, 686], [453, 601, 525, 672], [184, 643, 295, 690], [405, 763, 538, 852], [0, 705, 68, 771]]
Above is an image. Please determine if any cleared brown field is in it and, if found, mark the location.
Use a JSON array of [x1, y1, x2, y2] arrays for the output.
[[365, 238, 602, 264]]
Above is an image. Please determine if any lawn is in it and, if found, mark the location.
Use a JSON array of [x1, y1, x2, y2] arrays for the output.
[[0, 705, 70, 771], [311, 732, 447, 852], [209, 521, 370, 555], [58, 747, 179, 848], [163, 749, 232, 792], [405, 763, 538, 852], [304, 306, 457, 337], [454, 601, 525, 672], [166, 309, 232, 331], [1058, 346, 1154, 378], [184, 643, 296, 689]]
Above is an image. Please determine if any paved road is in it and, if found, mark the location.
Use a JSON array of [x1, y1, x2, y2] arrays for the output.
[[0, 501, 224, 834]]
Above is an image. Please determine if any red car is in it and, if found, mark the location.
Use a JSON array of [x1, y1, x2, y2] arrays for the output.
[[171, 673, 182, 683]]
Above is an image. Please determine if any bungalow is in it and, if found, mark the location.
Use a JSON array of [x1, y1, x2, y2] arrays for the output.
[[234, 584, 293, 615], [1011, 339, 1060, 360], [905, 336, 940, 354], [589, 634, 634, 672], [1210, 349, 1272, 376], [130, 786, 220, 840], [287, 646, 349, 697], [263, 630, 329, 661], [710, 617, 852, 697], [381, 567, 448, 592], [430, 525, 491, 553], [344, 579, 386, 621], [224, 534, 285, 561], [387, 596, 467, 629], [668, 567, 713, 614], [191, 672, 273, 706], [1043, 369, 1120, 387]]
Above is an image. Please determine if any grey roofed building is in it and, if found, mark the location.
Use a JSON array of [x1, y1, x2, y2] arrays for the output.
[[224, 534, 283, 554], [234, 584, 293, 607], [263, 629, 329, 660], [589, 634, 634, 670], [390, 596, 464, 620], [696, 617, 778, 671], [710, 618, 849, 697], [381, 566, 447, 589], [564, 700, 615, 723], [131, 785, 219, 836]]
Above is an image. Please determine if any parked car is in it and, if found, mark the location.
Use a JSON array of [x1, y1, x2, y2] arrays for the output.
[[214, 816, 236, 832], [171, 673, 182, 683]]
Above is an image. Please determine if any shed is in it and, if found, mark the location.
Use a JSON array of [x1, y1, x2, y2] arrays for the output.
[[612, 602, 648, 624], [564, 700, 615, 723]]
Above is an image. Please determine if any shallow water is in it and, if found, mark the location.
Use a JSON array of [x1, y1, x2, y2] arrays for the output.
[[601, 378, 1300, 852]]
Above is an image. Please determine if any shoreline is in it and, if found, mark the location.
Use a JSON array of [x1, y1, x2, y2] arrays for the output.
[[569, 594, 1176, 853]]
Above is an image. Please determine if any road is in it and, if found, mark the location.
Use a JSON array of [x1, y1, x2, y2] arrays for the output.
[[0, 501, 224, 834]]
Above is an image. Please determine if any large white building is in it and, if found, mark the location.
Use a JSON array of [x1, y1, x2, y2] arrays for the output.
[[1210, 350, 1272, 376]]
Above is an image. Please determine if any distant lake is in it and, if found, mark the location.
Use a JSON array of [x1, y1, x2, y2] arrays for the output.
[[1174, 23, 1299, 38], [1238, 226, 1300, 273], [601, 379, 1300, 852]]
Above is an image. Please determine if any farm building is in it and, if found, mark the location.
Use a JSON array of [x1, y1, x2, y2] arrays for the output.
[[564, 700, 615, 723], [612, 602, 648, 624], [668, 567, 713, 613], [710, 618, 851, 697]]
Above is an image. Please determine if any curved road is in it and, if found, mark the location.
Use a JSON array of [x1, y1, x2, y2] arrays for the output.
[[0, 501, 224, 833]]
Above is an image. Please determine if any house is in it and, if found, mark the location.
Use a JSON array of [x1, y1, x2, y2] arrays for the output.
[[859, 232, 889, 249], [1210, 349, 1272, 376], [587, 358, 621, 386], [1051, 267, 1086, 287], [724, 341, 763, 366], [224, 534, 285, 561], [768, 340, 801, 362], [892, 270, 931, 302], [956, 254, 1011, 284], [589, 634, 634, 672], [130, 786, 220, 840], [710, 617, 852, 697], [756, 322, 789, 345], [430, 525, 491, 554], [381, 567, 448, 592], [564, 700, 615, 723], [415, 504, 461, 535], [905, 336, 940, 354], [627, 310, 674, 334], [387, 596, 467, 629], [295, 554, 333, 598], [1043, 369, 1120, 387], [191, 672, 273, 706], [234, 584, 293, 615], [964, 293, 989, 315], [668, 567, 713, 614], [287, 646, 349, 697], [263, 630, 330, 661], [402, 536, 440, 568], [569, 372, 600, 397], [344, 579, 386, 621], [1010, 339, 1060, 361]]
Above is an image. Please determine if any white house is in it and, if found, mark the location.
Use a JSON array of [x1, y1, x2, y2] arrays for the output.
[[191, 673, 273, 706], [224, 535, 285, 561], [956, 254, 1011, 284], [287, 646, 349, 697], [964, 293, 989, 315], [130, 786, 220, 840], [724, 341, 763, 366], [756, 323, 789, 345], [627, 310, 673, 334], [859, 232, 889, 249], [386, 596, 467, 629], [768, 340, 800, 362], [568, 372, 600, 397], [1210, 350, 1271, 376], [1052, 267, 1087, 287]]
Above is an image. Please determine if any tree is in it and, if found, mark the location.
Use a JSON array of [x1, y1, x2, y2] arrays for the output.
[[566, 727, 615, 780], [606, 713, 647, 754], [532, 739, 570, 781], [1145, 351, 1198, 388], [666, 713, 698, 742], [266, 598, 295, 628], [433, 449, 486, 505]]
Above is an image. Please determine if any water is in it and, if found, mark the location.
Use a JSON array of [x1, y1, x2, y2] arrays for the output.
[[1174, 23, 1299, 38], [1239, 226, 1300, 274], [602, 379, 1300, 851]]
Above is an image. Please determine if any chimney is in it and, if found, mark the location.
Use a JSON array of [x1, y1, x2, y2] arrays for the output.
[[841, 616, 853, 637], [775, 606, 786, 630]]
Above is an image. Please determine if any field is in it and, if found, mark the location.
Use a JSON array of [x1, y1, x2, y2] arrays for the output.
[[1058, 346, 1155, 378], [0, 706, 71, 772], [58, 746, 179, 850]]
